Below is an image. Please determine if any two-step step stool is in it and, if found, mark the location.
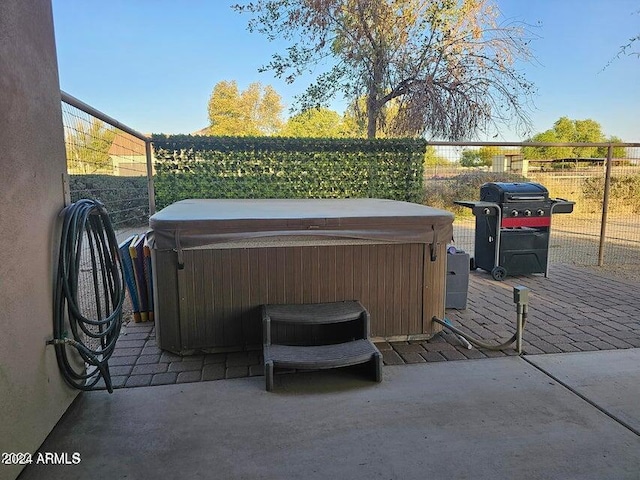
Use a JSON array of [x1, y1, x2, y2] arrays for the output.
[[262, 301, 383, 391]]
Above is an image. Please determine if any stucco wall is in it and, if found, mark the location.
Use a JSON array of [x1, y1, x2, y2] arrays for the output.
[[0, 1, 78, 479]]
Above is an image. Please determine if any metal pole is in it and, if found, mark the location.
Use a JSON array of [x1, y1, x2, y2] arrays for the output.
[[145, 141, 156, 215], [61, 91, 150, 143], [62, 173, 71, 206], [516, 304, 523, 354], [598, 145, 613, 266], [513, 286, 529, 355]]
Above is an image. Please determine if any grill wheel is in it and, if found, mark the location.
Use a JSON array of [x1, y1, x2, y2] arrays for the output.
[[491, 265, 507, 281]]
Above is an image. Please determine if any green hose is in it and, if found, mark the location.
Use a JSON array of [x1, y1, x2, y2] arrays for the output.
[[51, 199, 125, 393]]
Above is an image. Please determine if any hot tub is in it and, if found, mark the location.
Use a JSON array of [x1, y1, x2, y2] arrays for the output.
[[148, 198, 454, 354]]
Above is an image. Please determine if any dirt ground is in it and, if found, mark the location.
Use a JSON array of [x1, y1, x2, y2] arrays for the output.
[[452, 217, 640, 285], [581, 263, 640, 284]]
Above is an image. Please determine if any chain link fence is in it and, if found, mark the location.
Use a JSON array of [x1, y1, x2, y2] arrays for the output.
[[61, 92, 153, 324], [61, 92, 152, 237]]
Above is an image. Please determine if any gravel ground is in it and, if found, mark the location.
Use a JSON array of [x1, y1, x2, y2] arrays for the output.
[[582, 263, 640, 284], [452, 216, 640, 285]]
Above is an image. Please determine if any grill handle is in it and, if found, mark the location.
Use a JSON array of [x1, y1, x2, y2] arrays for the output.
[[508, 195, 546, 201]]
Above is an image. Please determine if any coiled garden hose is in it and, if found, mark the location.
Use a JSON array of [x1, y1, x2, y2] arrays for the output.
[[50, 199, 125, 393]]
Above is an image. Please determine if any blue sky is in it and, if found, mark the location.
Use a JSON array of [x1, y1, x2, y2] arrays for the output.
[[52, 0, 639, 141]]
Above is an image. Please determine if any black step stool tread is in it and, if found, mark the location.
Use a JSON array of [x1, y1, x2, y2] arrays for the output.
[[265, 339, 380, 370], [263, 301, 366, 325], [262, 301, 382, 391]]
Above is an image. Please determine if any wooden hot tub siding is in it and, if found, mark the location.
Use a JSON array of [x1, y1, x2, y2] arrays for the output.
[[153, 242, 446, 353]]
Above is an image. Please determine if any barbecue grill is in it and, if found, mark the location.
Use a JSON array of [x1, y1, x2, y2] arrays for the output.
[[455, 182, 574, 281]]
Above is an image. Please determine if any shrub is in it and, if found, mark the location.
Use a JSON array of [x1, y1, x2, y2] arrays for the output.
[[423, 171, 527, 214], [151, 135, 425, 209], [583, 174, 640, 214], [69, 175, 148, 228]]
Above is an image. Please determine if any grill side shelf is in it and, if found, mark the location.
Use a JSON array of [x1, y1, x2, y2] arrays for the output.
[[453, 201, 500, 216], [550, 199, 575, 214]]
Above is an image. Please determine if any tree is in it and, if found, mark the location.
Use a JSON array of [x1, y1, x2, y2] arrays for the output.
[[234, 0, 536, 139], [343, 96, 403, 138], [207, 80, 284, 136], [460, 146, 519, 167], [606, 9, 639, 68], [65, 119, 116, 173], [619, 33, 640, 58], [523, 117, 626, 160], [596, 136, 627, 159], [460, 149, 483, 167], [424, 145, 450, 167], [278, 107, 362, 137], [478, 146, 506, 166]]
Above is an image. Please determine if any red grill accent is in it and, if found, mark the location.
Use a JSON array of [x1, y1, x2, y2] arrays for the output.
[[502, 217, 551, 228]]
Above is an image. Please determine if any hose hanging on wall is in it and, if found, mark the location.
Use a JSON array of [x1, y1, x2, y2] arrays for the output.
[[49, 199, 125, 393]]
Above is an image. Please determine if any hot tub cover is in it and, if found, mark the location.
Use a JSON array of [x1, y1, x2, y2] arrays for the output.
[[148, 198, 454, 250]]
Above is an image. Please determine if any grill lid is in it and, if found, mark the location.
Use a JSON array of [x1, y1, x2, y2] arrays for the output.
[[480, 182, 549, 203]]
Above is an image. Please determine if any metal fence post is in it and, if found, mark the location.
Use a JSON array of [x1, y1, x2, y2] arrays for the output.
[[61, 172, 71, 206], [597, 144, 613, 266], [146, 140, 156, 215]]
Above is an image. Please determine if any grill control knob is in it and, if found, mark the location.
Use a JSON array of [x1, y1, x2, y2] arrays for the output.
[[483, 208, 491, 215], [537, 209, 545, 216], [511, 209, 519, 217], [524, 209, 532, 217]]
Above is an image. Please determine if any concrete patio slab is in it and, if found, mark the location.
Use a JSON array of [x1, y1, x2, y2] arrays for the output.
[[19, 355, 640, 480], [527, 349, 640, 435]]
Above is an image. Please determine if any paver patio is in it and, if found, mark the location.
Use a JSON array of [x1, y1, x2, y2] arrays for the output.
[[103, 263, 640, 389]]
